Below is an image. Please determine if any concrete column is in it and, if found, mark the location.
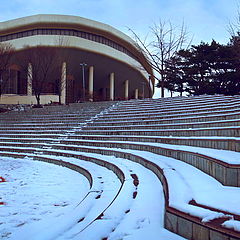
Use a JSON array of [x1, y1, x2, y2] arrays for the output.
[[88, 66, 94, 101], [124, 80, 129, 100], [135, 89, 139, 99], [142, 82, 145, 99], [27, 63, 32, 96], [109, 72, 114, 101], [60, 62, 66, 104]]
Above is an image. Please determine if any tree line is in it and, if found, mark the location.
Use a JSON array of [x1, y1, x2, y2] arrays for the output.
[[165, 37, 240, 96]]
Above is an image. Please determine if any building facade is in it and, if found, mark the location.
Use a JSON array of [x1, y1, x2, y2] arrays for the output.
[[0, 14, 154, 104]]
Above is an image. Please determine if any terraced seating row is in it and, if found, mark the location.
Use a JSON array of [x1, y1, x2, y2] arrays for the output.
[[0, 102, 115, 137], [117, 95, 240, 110], [2, 135, 239, 152], [3, 152, 125, 240], [65, 134, 240, 151], [0, 101, 183, 239], [1, 95, 240, 239], [88, 112, 240, 126], [107, 95, 240, 113], [0, 143, 182, 239], [75, 95, 240, 239], [0, 143, 239, 239]]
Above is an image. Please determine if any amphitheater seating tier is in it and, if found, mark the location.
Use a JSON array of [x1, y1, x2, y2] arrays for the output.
[[0, 95, 240, 240]]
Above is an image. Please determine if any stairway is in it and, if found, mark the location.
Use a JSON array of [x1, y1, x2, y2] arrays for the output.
[[1, 95, 240, 240]]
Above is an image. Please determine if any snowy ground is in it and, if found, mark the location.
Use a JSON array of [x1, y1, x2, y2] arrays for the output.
[[0, 157, 90, 239], [0, 156, 184, 240]]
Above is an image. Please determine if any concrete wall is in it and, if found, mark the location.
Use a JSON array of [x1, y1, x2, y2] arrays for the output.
[[0, 94, 59, 104], [165, 211, 240, 240]]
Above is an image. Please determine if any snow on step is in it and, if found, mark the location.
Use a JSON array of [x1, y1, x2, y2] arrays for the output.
[[115, 95, 236, 108], [3, 155, 121, 240], [62, 153, 184, 240], [8, 144, 238, 234], [0, 156, 90, 239], [95, 108, 240, 122], [1, 137, 240, 165], [71, 125, 240, 138], [0, 151, 183, 240], [81, 118, 240, 131], [45, 146, 240, 229], [107, 101, 240, 115], [103, 102, 240, 116], [48, 138, 240, 165], [2, 144, 238, 224], [89, 111, 240, 126]]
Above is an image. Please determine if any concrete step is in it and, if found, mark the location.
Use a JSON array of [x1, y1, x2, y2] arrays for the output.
[[113, 98, 240, 113], [89, 112, 240, 126], [73, 126, 240, 137], [61, 135, 240, 152], [83, 118, 240, 131]]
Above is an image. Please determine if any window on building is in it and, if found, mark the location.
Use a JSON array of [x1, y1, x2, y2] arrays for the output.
[[0, 28, 135, 61], [1, 69, 19, 94]]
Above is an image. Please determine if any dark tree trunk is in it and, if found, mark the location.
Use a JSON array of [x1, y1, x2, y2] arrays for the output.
[[59, 93, 61, 105], [36, 94, 40, 106], [161, 81, 164, 98]]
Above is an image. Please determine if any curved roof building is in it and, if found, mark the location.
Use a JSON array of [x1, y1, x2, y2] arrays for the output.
[[0, 14, 154, 104]]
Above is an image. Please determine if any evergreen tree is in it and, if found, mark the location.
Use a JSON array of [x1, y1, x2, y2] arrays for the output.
[[165, 54, 187, 96], [171, 40, 240, 96]]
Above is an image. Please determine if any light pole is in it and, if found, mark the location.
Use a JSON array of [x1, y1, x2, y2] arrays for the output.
[[0, 76, 2, 97], [80, 63, 87, 101], [142, 81, 145, 99], [148, 75, 152, 98]]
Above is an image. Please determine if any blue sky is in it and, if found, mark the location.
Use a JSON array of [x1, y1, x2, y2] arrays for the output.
[[0, 0, 239, 45]]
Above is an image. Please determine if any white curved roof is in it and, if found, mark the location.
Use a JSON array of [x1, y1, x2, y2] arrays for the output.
[[0, 14, 136, 47]]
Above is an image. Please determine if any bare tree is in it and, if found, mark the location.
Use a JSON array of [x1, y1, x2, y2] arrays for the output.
[[20, 46, 59, 106], [228, 7, 240, 38], [227, 7, 240, 76], [129, 20, 191, 97], [0, 43, 15, 97]]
